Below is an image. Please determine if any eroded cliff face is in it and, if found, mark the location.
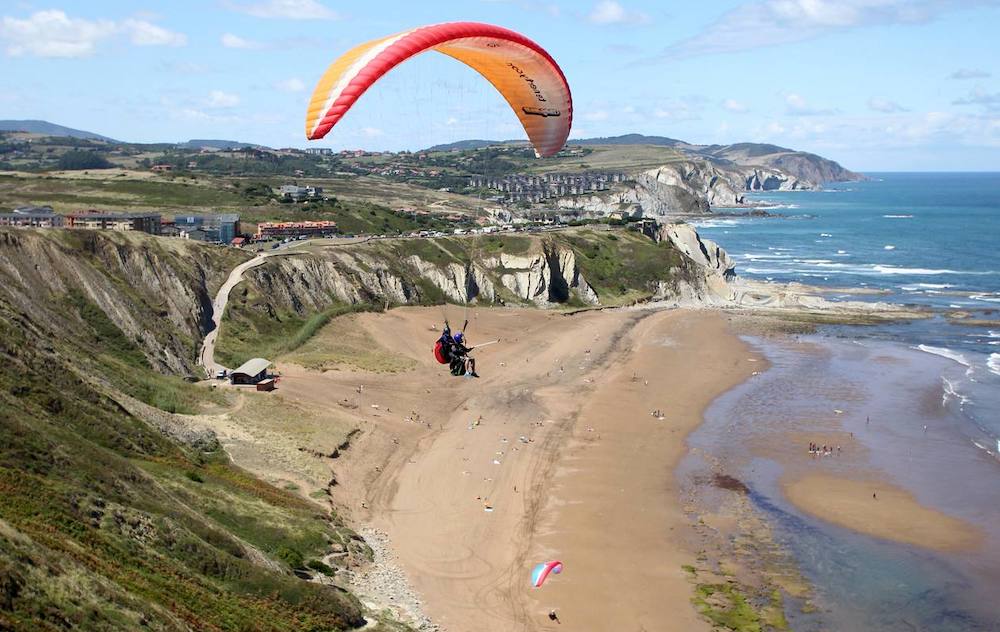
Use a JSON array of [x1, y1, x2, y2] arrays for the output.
[[554, 160, 812, 219], [653, 223, 737, 305], [235, 226, 736, 323], [242, 238, 601, 317], [0, 229, 246, 374]]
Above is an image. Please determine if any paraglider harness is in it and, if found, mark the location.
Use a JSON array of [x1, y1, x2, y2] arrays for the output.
[[433, 320, 473, 377], [433, 324, 453, 366]]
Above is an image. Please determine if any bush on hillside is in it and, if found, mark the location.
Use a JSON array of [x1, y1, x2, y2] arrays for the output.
[[57, 150, 115, 170]]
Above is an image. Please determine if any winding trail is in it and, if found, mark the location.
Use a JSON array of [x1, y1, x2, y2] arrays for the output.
[[198, 237, 372, 378], [199, 252, 271, 377]]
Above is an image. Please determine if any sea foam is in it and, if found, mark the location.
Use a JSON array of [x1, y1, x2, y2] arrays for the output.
[[917, 345, 971, 367], [941, 376, 971, 407], [989, 353, 1000, 377]]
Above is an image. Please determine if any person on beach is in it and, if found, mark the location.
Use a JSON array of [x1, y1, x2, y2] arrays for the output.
[[548, 610, 560, 624]]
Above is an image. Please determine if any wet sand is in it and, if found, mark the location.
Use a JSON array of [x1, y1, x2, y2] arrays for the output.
[[271, 306, 755, 630], [784, 474, 984, 551], [682, 331, 1000, 630]]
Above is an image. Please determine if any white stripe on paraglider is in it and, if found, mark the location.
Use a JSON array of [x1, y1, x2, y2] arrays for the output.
[[308, 27, 418, 138]]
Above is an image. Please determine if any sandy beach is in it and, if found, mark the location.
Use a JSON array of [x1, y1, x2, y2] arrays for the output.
[[243, 306, 755, 630], [784, 474, 984, 551]]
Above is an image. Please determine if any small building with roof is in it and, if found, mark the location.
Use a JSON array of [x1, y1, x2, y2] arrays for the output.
[[229, 358, 271, 385], [173, 213, 240, 244]]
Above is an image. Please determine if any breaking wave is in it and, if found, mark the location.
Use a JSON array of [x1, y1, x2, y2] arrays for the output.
[[917, 345, 971, 367]]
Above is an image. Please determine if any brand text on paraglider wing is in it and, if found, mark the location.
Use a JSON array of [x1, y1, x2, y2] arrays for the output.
[[507, 62, 547, 102]]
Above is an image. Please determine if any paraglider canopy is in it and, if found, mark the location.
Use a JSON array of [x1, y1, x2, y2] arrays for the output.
[[305, 21, 573, 157], [531, 560, 563, 588]]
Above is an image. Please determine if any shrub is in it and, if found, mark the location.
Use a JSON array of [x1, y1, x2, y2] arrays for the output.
[[276, 546, 304, 569]]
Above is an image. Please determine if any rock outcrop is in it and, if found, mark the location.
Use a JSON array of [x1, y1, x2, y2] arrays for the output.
[[484, 243, 598, 305], [553, 160, 812, 220], [653, 223, 736, 304]]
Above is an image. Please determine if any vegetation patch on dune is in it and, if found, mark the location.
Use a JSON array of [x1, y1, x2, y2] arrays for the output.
[[215, 281, 380, 368], [283, 313, 417, 373]]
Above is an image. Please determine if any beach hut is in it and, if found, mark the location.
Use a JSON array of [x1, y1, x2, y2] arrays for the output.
[[255, 378, 276, 392], [230, 358, 271, 385]]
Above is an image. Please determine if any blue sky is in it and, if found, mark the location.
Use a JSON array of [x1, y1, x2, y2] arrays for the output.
[[1, 0, 998, 170]]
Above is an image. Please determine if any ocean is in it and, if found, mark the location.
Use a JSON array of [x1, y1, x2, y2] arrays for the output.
[[685, 173, 1000, 630], [694, 172, 1000, 454]]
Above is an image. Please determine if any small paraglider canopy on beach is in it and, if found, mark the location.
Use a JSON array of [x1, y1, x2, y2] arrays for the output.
[[531, 560, 563, 588]]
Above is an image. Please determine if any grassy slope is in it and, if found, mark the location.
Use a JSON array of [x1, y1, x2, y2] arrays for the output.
[[0, 299, 368, 631], [557, 229, 689, 305], [529, 145, 686, 174]]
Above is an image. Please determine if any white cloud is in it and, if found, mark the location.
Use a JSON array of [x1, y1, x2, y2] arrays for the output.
[[274, 77, 306, 92], [949, 68, 991, 80], [0, 10, 116, 57], [122, 19, 186, 46], [225, 0, 341, 20], [785, 93, 837, 116], [360, 127, 384, 137], [952, 87, 1000, 111], [0, 10, 185, 58], [207, 90, 240, 108], [723, 98, 748, 113], [445, 117, 459, 126], [652, 107, 699, 121], [660, 0, 997, 59], [587, 1, 649, 25], [583, 110, 610, 121], [221, 33, 261, 49], [745, 110, 1000, 157], [867, 97, 908, 113]]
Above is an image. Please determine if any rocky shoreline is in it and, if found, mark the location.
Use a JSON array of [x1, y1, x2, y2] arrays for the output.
[[345, 527, 439, 631]]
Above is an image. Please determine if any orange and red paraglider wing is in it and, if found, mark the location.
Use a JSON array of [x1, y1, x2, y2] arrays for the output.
[[305, 22, 572, 157]]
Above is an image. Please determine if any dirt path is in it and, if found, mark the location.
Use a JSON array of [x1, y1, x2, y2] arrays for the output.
[[199, 253, 271, 377], [198, 237, 370, 377]]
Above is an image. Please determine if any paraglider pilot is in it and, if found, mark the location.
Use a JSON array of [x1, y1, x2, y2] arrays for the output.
[[433, 322, 478, 378], [451, 332, 478, 378]]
